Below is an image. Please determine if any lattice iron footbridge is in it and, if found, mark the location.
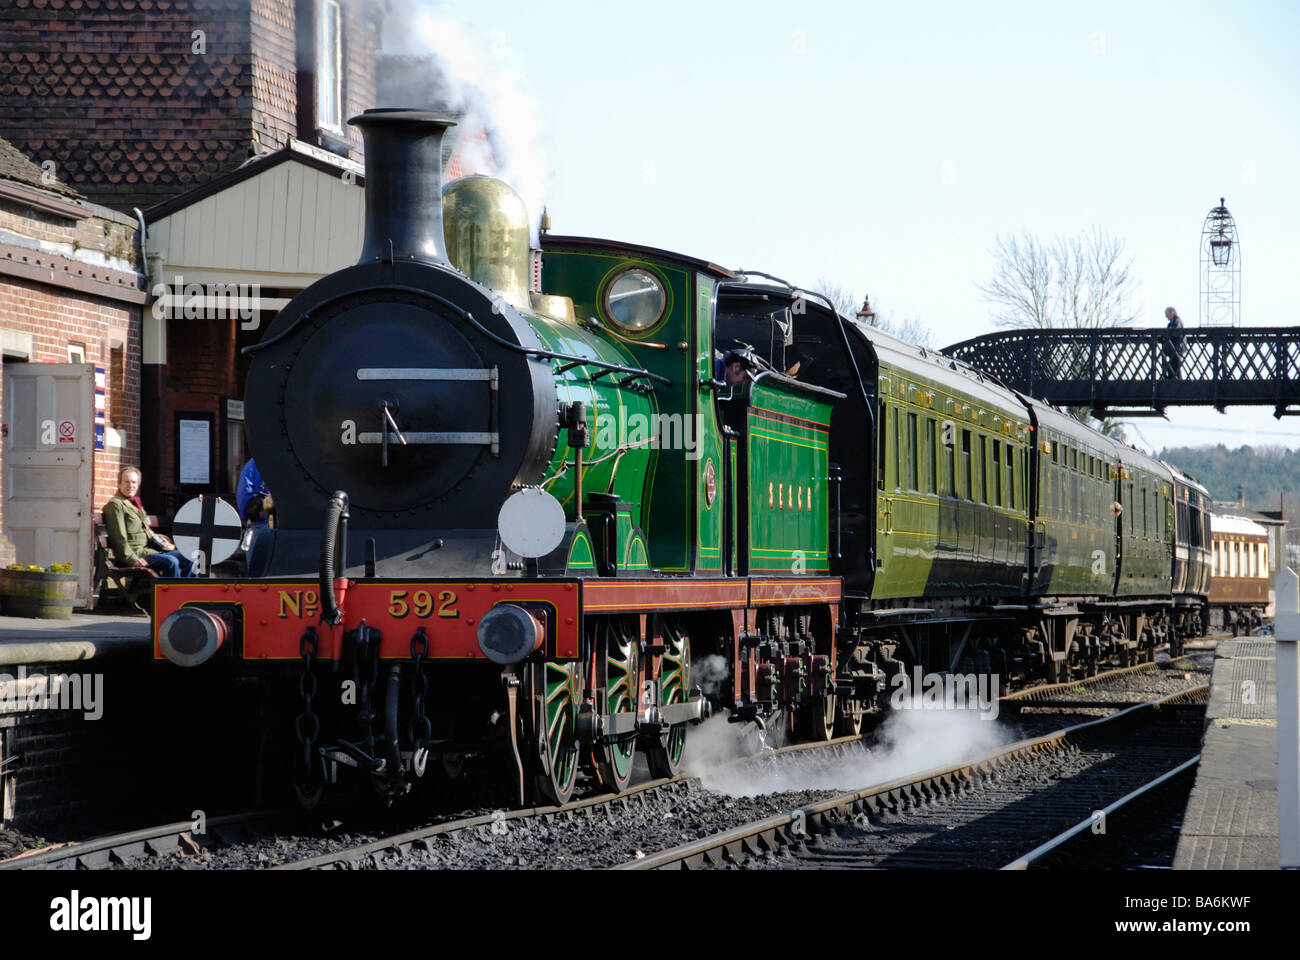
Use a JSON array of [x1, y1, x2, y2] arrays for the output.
[[942, 327, 1300, 419]]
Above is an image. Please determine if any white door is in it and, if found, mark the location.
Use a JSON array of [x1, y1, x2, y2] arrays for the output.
[[3, 364, 94, 606]]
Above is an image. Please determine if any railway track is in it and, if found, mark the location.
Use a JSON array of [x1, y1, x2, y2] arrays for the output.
[[0, 812, 280, 870], [612, 684, 1207, 870], [1001, 755, 1201, 870], [0, 637, 1226, 871], [0, 733, 866, 871]]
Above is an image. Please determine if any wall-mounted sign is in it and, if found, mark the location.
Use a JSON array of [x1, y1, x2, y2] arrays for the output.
[[178, 417, 211, 485]]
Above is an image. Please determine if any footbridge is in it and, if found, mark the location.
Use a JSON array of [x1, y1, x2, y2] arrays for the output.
[[942, 327, 1300, 419]]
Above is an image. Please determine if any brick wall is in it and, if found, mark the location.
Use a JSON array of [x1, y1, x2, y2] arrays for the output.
[[0, 279, 142, 566], [251, 0, 300, 154], [160, 315, 239, 494], [1, 0, 383, 212], [0, 0, 254, 212], [0, 659, 245, 830], [0, 187, 142, 569]]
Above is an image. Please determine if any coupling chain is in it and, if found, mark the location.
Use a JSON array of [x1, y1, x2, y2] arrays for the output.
[[295, 628, 320, 771]]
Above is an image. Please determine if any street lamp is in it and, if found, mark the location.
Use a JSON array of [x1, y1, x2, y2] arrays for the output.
[[1209, 198, 1234, 266], [1200, 197, 1240, 326]]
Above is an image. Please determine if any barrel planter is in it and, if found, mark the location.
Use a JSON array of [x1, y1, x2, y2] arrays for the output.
[[0, 569, 78, 619]]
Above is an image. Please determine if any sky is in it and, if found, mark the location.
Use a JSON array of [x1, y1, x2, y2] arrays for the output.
[[398, 0, 1300, 453]]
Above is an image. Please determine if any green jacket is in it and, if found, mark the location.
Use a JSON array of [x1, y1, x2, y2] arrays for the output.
[[103, 493, 161, 566]]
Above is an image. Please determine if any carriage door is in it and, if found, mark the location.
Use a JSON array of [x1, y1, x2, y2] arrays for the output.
[[3, 363, 95, 606]]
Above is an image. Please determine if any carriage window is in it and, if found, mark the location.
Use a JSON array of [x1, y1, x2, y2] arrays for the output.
[[951, 431, 961, 494], [926, 419, 937, 493], [961, 430, 972, 500], [877, 402, 886, 490], [894, 407, 902, 491], [1007, 444, 1015, 509], [980, 437, 989, 504], [993, 440, 1003, 506], [907, 412, 919, 491]]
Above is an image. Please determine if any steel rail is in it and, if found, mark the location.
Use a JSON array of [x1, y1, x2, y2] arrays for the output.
[[0, 811, 278, 870], [612, 685, 1208, 870], [1000, 649, 1206, 704], [1000, 754, 1202, 870], [269, 733, 867, 870]]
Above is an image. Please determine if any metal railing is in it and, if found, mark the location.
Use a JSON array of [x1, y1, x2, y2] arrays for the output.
[[942, 327, 1300, 417]]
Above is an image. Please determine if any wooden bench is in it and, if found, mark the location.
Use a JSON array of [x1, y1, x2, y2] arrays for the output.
[[93, 511, 161, 614]]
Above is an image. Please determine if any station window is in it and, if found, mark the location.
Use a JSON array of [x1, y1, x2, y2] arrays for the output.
[[316, 0, 343, 133]]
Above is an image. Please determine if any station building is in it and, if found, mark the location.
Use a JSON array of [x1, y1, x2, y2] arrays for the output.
[[0, 0, 500, 601], [0, 138, 144, 605]]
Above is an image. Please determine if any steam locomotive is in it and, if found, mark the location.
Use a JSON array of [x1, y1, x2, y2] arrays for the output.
[[152, 108, 1218, 809]]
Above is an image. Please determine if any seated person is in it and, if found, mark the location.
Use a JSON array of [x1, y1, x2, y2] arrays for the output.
[[103, 466, 198, 578]]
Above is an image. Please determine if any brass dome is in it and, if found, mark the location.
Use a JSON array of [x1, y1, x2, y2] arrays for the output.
[[442, 175, 531, 311]]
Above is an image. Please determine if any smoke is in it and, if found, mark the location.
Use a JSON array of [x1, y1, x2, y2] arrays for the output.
[[377, 2, 550, 241], [686, 707, 1012, 798], [694, 654, 730, 699]]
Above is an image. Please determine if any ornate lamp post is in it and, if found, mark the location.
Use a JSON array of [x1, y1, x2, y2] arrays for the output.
[[1200, 197, 1240, 326]]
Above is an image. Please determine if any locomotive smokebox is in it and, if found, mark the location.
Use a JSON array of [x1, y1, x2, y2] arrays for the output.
[[349, 108, 457, 265]]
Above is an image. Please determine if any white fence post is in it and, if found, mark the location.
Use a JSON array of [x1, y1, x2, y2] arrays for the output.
[[1277, 567, 1300, 868]]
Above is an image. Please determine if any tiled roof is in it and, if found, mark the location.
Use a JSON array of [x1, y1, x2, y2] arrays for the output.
[[0, 0, 254, 210], [0, 135, 84, 198]]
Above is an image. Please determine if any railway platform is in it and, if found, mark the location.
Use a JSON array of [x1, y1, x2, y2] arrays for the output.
[[0, 611, 151, 667], [1173, 634, 1281, 869]]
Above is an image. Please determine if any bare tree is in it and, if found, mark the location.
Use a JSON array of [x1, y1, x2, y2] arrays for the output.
[[979, 226, 1139, 330], [813, 278, 936, 348], [978, 228, 1139, 438]]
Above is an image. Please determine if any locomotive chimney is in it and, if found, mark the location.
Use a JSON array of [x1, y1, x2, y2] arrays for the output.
[[349, 108, 457, 265]]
